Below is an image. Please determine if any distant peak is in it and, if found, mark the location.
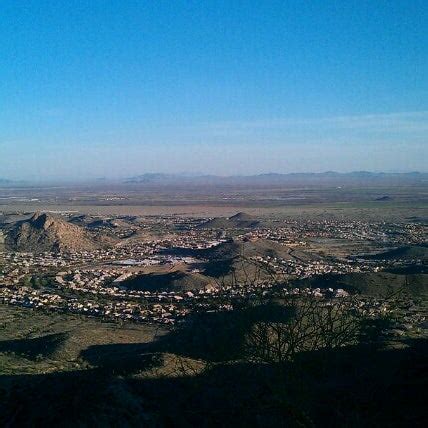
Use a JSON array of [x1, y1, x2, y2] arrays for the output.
[[229, 212, 254, 220]]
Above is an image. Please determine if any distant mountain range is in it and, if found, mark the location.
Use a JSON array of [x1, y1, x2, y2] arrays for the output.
[[0, 172, 426, 187], [124, 171, 428, 186]]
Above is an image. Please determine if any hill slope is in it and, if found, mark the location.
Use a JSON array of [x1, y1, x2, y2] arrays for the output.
[[5, 212, 113, 253], [198, 212, 261, 229], [295, 271, 428, 299], [119, 271, 212, 292], [364, 245, 428, 262]]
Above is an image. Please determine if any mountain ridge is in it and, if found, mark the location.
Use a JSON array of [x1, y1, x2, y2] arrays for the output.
[[124, 171, 428, 185]]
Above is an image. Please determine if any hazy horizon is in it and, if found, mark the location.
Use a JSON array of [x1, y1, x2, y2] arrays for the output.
[[2, 169, 428, 185]]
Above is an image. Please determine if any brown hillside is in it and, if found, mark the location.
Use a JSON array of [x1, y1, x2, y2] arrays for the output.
[[6, 212, 114, 253]]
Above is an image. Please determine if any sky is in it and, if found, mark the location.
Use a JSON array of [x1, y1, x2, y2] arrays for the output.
[[1, 0, 427, 181]]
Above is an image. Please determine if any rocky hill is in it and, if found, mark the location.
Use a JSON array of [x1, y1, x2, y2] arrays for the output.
[[294, 271, 428, 299], [119, 271, 212, 292], [5, 212, 113, 253], [198, 212, 261, 229], [364, 245, 428, 262]]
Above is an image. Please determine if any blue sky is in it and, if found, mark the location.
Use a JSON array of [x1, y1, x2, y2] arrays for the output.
[[1, 0, 427, 180]]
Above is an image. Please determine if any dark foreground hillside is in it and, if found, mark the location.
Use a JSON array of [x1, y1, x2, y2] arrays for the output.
[[1, 341, 427, 427], [0, 303, 426, 427]]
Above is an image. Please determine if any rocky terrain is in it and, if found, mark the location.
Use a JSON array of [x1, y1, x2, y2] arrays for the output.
[[4, 212, 114, 253], [198, 212, 261, 229]]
